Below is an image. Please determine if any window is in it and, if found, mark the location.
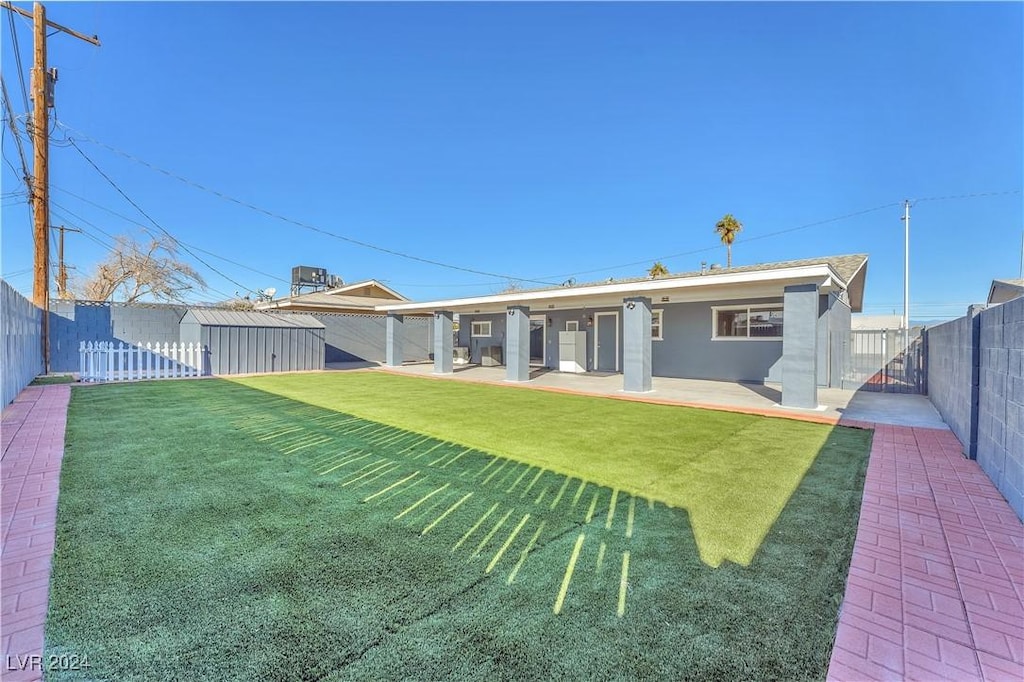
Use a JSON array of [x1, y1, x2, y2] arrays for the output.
[[471, 321, 492, 337], [651, 309, 664, 340], [565, 320, 579, 332], [713, 305, 784, 339]]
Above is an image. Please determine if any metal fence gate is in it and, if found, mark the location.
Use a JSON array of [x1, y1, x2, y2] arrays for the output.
[[843, 329, 926, 394]]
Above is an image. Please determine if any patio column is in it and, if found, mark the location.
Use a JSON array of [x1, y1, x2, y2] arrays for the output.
[[385, 313, 403, 367], [505, 305, 530, 382], [782, 283, 819, 409], [623, 296, 653, 393], [433, 310, 453, 374]]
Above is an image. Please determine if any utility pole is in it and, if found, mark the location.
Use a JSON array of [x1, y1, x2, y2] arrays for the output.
[[2, 1, 99, 372], [51, 224, 81, 299], [901, 200, 911, 352]]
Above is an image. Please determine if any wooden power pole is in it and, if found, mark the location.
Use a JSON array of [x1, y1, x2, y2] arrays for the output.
[[2, 1, 99, 371], [52, 224, 81, 299]]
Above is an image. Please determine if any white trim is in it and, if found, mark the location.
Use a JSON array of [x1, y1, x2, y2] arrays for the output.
[[376, 264, 841, 314], [326, 279, 410, 302], [652, 308, 664, 341], [471, 320, 493, 338], [593, 311, 619, 372], [711, 303, 784, 340], [529, 314, 546, 366], [565, 320, 579, 332]]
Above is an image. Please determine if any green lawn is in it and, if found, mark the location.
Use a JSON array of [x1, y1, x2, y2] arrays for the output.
[[46, 375, 870, 681], [233, 371, 851, 567]]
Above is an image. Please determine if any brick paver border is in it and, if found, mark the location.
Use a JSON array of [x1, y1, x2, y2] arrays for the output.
[[3, 382, 1021, 681], [1, 385, 71, 682], [828, 422, 1024, 681]]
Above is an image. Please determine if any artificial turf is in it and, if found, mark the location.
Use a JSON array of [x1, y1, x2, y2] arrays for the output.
[[234, 371, 849, 567], [45, 376, 871, 681]]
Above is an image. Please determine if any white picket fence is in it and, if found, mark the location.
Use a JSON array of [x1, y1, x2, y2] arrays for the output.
[[79, 341, 207, 382]]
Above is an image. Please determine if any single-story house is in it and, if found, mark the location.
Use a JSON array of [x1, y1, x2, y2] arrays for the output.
[[987, 278, 1024, 306], [255, 279, 411, 314], [376, 254, 868, 410]]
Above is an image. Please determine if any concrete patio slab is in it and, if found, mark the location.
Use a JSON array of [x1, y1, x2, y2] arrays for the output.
[[374, 362, 946, 429]]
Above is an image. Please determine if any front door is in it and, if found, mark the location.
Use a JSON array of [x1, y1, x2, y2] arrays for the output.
[[529, 316, 545, 366], [595, 312, 618, 371]]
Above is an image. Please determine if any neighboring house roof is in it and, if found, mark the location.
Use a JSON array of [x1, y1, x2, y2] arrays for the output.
[[377, 254, 869, 315], [851, 314, 904, 330], [987, 278, 1024, 305], [181, 309, 324, 328], [255, 279, 409, 314]]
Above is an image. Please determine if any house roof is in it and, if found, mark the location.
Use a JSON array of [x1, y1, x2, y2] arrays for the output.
[[255, 279, 409, 313], [987, 278, 1024, 305], [181, 309, 324, 328], [376, 254, 869, 315]]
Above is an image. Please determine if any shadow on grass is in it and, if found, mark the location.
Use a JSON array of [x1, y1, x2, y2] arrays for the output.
[[46, 379, 871, 681]]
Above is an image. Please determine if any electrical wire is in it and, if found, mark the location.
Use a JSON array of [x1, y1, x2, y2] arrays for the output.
[[5, 9, 30, 113], [49, 207, 241, 303], [56, 122, 559, 286], [50, 189, 292, 287], [66, 138, 263, 297]]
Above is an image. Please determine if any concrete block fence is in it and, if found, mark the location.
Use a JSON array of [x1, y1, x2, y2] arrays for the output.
[[925, 297, 1024, 520]]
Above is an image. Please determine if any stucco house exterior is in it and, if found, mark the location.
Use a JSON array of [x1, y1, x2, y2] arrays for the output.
[[377, 254, 868, 410], [255, 279, 411, 314]]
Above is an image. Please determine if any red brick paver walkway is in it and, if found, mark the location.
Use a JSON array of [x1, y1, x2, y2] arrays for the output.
[[828, 422, 1024, 681], [1, 385, 71, 681]]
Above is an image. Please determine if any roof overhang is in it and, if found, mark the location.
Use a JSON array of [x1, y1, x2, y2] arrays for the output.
[[376, 264, 855, 315]]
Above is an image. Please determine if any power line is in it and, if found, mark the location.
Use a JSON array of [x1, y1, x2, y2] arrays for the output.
[[50, 188, 292, 287], [49, 207, 241, 303], [67, 137, 262, 297], [5, 9, 30, 113], [56, 121, 559, 286], [913, 189, 1022, 205]]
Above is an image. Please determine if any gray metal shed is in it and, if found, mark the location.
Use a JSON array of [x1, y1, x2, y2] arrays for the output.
[[179, 310, 325, 375]]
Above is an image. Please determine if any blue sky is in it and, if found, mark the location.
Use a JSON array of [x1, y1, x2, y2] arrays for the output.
[[2, 1, 1021, 320]]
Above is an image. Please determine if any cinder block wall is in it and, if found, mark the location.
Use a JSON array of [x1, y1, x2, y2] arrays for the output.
[[977, 298, 1024, 519], [926, 299, 1024, 520], [2, 280, 43, 406], [49, 301, 185, 372], [283, 312, 431, 364], [924, 312, 978, 454]]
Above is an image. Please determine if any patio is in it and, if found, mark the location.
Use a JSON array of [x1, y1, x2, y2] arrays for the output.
[[374, 361, 948, 429]]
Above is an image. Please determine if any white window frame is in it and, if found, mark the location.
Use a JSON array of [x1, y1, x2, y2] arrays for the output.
[[711, 303, 784, 341], [652, 309, 664, 341], [471, 320, 492, 338], [565, 320, 579, 332]]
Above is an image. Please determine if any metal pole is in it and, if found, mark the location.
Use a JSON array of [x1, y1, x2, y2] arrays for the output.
[[902, 200, 910, 352]]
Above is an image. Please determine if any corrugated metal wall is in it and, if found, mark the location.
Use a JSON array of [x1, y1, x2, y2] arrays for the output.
[[2, 280, 43, 406], [202, 324, 325, 375]]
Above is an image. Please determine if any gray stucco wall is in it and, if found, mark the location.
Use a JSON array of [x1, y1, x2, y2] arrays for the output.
[[829, 294, 852, 389], [2, 280, 43, 406], [457, 295, 848, 386], [977, 298, 1024, 520], [926, 299, 1024, 520]]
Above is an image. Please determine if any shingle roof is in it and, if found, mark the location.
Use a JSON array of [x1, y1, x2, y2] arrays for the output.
[[525, 253, 868, 294], [182, 309, 324, 328]]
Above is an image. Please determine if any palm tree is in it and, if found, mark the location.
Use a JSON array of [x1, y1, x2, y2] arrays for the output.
[[648, 261, 669, 278], [714, 214, 743, 268]]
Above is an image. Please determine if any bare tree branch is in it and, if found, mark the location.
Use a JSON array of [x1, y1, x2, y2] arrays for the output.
[[74, 233, 206, 303]]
